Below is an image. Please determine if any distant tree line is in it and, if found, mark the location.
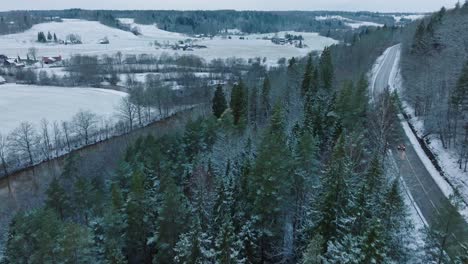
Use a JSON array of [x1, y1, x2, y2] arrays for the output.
[[0, 11, 47, 35], [0, 9, 404, 41]]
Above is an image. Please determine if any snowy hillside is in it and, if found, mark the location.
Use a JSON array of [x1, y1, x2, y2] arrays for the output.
[[0, 84, 126, 135], [0, 19, 337, 65], [315, 15, 384, 29]]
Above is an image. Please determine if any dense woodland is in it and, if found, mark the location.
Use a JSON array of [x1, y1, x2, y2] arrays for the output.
[[2, 5, 468, 264], [401, 3, 468, 170], [0, 12, 47, 35], [0, 9, 404, 41], [2, 16, 467, 262]]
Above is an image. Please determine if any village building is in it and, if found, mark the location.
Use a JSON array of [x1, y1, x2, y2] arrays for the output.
[[42, 55, 62, 65]]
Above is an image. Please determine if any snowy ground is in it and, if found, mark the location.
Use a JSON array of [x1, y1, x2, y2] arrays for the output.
[[0, 19, 337, 66], [315, 15, 384, 29], [392, 14, 426, 23], [0, 84, 127, 135]]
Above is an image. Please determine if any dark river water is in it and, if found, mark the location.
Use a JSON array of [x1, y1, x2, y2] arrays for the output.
[[0, 106, 206, 253]]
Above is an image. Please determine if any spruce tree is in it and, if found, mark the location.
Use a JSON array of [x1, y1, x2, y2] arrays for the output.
[[154, 174, 189, 263], [125, 170, 148, 263], [361, 219, 387, 263], [45, 177, 70, 220], [56, 223, 95, 263], [212, 85, 227, 118], [230, 81, 248, 126], [72, 176, 98, 226], [260, 75, 272, 123], [319, 47, 334, 90], [302, 55, 314, 96], [354, 75, 369, 121], [336, 81, 355, 129], [317, 135, 351, 250], [248, 85, 259, 128], [451, 61, 468, 112], [302, 235, 324, 264], [250, 103, 292, 262], [411, 21, 427, 54]]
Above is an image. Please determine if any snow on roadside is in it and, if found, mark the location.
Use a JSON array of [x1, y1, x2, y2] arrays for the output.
[[388, 45, 401, 92], [399, 115, 454, 198], [388, 49, 468, 221], [369, 44, 394, 101]]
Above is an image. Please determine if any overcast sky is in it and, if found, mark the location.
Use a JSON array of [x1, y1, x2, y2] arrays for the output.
[[0, 0, 460, 13]]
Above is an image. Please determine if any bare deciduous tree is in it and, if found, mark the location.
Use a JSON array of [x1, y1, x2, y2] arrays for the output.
[[28, 47, 38, 61], [53, 121, 62, 157], [9, 122, 38, 166], [0, 133, 12, 193], [118, 97, 137, 132], [62, 121, 72, 152], [40, 119, 52, 160], [73, 110, 98, 145]]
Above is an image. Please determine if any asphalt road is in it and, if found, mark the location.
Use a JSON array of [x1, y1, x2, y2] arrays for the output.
[[373, 44, 468, 257]]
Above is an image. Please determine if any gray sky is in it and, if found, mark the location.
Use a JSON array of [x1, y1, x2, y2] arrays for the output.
[[0, 0, 461, 12]]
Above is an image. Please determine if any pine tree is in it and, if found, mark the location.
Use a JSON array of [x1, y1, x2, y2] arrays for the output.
[[212, 84, 228, 118], [317, 135, 351, 250], [411, 21, 427, 54], [73, 176, 97, 226], [260, 75, 272, 123], [365, 156, 384, 199], [47, 31, 52, 41], [361, 219, 387, 263], [37, 32, 46, 42], [354, 75, 369, 120], [230, 81, 248, 126], [336, 81, 355, 129], [292, 128, 319, 252], [302, 235, 324, 264], [53, 33, 58, 42], [5, 209, 63, 263], [324, 234, 362, 264], [125, 170, 148, 263], [154, 174, 189, 263], [45, 177, 70, 220], [174, 215, 214, 263], [451, 61, 468, 112], [56, 223, 95, 263], [302, 55, 314, 96], [310, 67, 320, 96], [248, 85, 259, 128], [319, 47, 334, 90], [380, 180, 411, 262], [250, 103, 292, 262]]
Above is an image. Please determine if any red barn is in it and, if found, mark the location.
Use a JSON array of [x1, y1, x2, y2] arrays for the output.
[[42, 55, 62, 64]]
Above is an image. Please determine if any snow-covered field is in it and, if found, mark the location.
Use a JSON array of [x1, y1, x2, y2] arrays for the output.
[[315, 15, 384, 29], [0, 19, 338, 66], [393, 14, 426, 23], [0, 84, 127, 135]]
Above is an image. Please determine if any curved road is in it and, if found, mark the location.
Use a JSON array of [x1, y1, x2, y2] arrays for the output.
[[373, 44, 468, 257]]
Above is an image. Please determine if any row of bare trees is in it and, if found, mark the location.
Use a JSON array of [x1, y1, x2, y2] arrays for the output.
[[0, 86, 193, 182], [0, 111, 103, 177]]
